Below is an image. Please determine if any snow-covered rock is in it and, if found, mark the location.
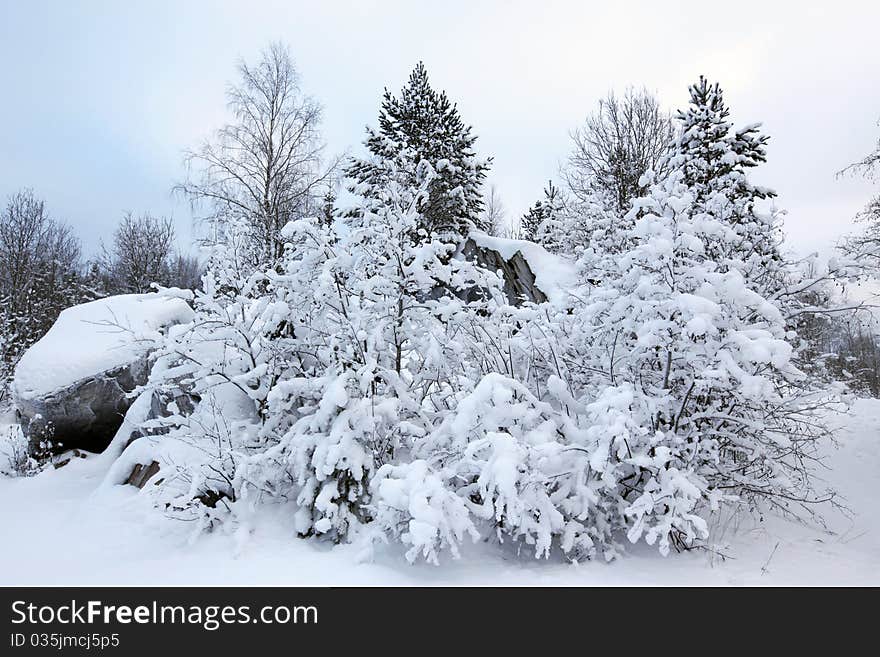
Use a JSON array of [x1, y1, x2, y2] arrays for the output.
[[12, 293, 194, 453], [459, 232, 575, 305]]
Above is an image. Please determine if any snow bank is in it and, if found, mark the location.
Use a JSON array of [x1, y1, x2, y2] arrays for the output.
[[12, 294, 195, 401], [468, 232, 576, 304]]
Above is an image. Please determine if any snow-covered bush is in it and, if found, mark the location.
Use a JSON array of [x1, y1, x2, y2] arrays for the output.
[[244, 165, 511, 541], [0, 422, 39, 477], [558, 163, 839, 553], [433, 373, 625, 560], [109, 74, 843, 566], [370, 460, 478, 564]]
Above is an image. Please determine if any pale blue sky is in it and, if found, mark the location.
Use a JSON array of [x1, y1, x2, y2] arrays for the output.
[[1, 0, 878, 257]]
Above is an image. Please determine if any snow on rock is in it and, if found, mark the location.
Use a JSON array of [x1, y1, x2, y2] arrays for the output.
[[14, 294, 193, 401], [465, 232, 575, 305], [12, 294, 194, 452]]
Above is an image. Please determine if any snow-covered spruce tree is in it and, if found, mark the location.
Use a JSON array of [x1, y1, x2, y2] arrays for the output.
[[558, 168, 838, 555], [561, 189, 623, 286], [520, 180, 554, 242], [519, 179, 618, 263], [345, 62, 491, 241], [668, 77, 786, 299]]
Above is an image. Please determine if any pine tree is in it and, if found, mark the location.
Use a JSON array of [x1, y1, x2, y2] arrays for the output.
[[517, 179, 578, 253], [532, 180, 570, 253], [345, 62, 491, 242], [319, 189, 336, 230]]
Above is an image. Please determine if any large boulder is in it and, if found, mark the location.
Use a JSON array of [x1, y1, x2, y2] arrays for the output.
[[12, 293, 194, 453]]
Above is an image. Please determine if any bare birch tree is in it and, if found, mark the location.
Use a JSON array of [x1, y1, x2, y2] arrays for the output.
[[176, 42, 338, 267], [98, 213, 177, 293], [563, 87, 672, 214]]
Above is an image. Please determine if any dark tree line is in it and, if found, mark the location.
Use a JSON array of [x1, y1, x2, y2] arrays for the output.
[[96, 212, 201, 295]]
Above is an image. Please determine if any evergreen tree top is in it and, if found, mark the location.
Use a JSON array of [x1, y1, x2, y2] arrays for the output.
[[366, 62, 479, 162], [675, 76, 732, 161], [346, 62, 492, 238], [671, 76, 775, 203], [681, 76, 730, 122]]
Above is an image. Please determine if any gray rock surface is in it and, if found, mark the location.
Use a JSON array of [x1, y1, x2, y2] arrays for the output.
[[457, 237, 549, 305], [17, 358, 152, 453]]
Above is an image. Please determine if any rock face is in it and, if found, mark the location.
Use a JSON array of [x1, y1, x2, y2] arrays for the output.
[[16, 358, 151, 453], [459, 237, 549, 305], [12, 293, 195, 453]]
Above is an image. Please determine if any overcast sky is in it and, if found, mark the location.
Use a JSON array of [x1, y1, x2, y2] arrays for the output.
[[1, 0, 878, 258]]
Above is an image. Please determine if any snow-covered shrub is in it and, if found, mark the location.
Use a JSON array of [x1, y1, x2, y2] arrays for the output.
[[370, 460, 478, 564], [111, 226, 292, 525], [558, 165, 839, 552], [108, 74, 843, 565], [429, 374, 575, 558], [369, 374, 623, 562], [248, 372, 384, 541], [0, 422, 40, 477]]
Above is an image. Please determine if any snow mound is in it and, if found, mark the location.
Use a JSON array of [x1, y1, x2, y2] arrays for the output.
[[468, 232, 576, 304], [12, 293, 195, 401]]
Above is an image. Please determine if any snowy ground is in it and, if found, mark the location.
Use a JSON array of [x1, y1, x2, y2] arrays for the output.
[[1, 400, 878, 586]]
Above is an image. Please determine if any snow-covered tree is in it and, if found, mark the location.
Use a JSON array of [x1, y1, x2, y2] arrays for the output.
[[520, 180, 560, 243], [140, 161, 517, 545], [667, 77, 786, 298], [525, 180, 576, 255], [0, 189, 87, 406], [118, 73, 845, 567], [558, 168, 838, 554], [257, 162, 513, 540], [839, 120, 880, 271], [345, 62, 491, 241]]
